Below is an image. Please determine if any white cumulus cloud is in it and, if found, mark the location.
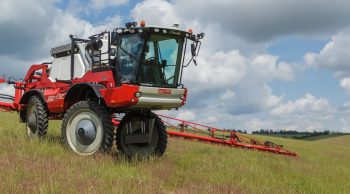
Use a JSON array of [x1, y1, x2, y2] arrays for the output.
[[86, 0, 128, 12], [305, 29, 350, 77], [271, 93, 332, 116]]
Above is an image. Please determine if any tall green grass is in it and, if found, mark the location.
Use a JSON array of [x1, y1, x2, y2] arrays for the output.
[[0, 112, 349, 193]]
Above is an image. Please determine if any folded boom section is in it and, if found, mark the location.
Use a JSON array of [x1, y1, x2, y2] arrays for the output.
[[157, 114, 297, 157]]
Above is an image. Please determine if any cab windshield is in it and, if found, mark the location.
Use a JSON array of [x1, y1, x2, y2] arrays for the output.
[[116, 33, 183, 88], [117, 33, 144, 84]]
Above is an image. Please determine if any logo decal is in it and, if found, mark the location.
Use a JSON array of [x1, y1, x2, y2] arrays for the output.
[[158, 89, 171, 95], [47, 93, 65, 102]]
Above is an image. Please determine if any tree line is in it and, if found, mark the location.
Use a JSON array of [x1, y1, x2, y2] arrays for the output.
[[251, 129, 344, 135]]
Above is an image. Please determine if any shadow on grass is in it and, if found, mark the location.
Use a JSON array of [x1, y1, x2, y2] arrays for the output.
[[43, 133, 159, 163]]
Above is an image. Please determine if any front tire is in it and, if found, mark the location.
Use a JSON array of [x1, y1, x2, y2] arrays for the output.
[[26, 96, 48, 139], [61, 101, 114, 156], [116, 112, 167, 157]]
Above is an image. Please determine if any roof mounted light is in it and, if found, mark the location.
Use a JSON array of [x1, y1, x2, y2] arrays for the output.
[[140, 20, 145, 27], [197, 32, 205, 39], [125, 22, 137, 28]]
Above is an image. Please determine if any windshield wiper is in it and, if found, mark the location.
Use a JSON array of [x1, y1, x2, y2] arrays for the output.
[[119, 46, 140, 63], [121, 79, 138, 84]]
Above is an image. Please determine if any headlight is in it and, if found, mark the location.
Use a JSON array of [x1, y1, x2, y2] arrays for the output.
[[180, 94, 185, 100], [134, 92, 142, 98]]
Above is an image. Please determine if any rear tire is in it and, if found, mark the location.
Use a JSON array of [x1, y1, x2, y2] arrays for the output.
[[26, 96, 48, 138], [116, 112, 167, 157], [61, 101, 114, 156]]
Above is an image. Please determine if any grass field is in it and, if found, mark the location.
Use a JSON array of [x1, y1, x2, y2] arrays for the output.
[[1, 111, 350, 193]]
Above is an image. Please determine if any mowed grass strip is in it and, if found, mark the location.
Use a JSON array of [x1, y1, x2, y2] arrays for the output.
[[0, 112, 350, 193]]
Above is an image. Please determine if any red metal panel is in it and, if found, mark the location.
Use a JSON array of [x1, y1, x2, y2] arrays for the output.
[[0, 102, 15, 111], [100, 84, 139, 107]]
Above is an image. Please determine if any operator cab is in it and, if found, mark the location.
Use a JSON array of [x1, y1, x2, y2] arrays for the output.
[[111, 21, 204, 89], [114, 27, 182, 88]]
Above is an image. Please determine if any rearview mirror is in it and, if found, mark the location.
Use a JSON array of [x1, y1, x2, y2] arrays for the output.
[[111, 32, 120, 45], [191, 43, 197, 57]]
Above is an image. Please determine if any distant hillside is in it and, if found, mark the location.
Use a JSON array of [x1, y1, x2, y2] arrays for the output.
[[254, 133, 350, 140], [252, 129, 349, 140], [300, 133, 349, 141]]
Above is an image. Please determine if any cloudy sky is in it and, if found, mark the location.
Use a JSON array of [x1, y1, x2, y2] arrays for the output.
[[1, 0, 350, 132]]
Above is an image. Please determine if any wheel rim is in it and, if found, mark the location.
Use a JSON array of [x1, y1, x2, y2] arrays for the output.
[[66, 109, 103, 155], [120, 119, 159, 156], [26, 102, 38, 138]]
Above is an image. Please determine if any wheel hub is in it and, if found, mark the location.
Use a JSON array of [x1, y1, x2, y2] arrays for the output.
[[75, 119, 97, 145]]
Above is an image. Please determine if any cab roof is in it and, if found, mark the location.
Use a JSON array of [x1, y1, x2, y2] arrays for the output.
[[113, 26, 203, 42]]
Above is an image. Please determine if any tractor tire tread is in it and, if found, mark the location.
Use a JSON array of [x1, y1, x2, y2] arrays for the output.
[[152, 112, 168, 156], [27, 96, 49, 137], [116, 112, 167, 156]]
